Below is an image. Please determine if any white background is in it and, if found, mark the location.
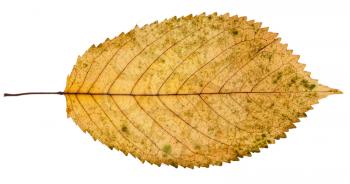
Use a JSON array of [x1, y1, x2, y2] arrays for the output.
[[0, 0, 349, 183]]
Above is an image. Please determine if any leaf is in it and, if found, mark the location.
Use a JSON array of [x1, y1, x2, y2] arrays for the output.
[[64, 13, 341, 168]]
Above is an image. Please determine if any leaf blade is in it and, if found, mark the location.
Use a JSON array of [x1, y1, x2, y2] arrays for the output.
[[65, 13, 341, 167]]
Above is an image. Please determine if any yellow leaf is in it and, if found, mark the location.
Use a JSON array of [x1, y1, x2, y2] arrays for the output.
[[64, 13, 341, 168]]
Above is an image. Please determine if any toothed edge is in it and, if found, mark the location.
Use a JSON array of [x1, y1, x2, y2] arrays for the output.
[[222, 13, 230, 18], [186, 14, 193, 18], [66, 12, 342, 168], [254, 22, 262, 29], [247, 19, 255, 25]]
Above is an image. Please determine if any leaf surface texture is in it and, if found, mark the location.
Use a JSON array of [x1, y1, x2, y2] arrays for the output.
[[65, 13, 340, 168]]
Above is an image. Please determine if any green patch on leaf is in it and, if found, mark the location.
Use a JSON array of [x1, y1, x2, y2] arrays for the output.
[[300, 79, 316, 90], [272, 72, 282, 84], [230, 28, 239, 35], [288, 76, 299, 87], [162, 144, 172, 154]]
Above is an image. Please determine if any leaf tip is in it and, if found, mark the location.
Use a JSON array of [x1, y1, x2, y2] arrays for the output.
[[331, 88, 343, 94]]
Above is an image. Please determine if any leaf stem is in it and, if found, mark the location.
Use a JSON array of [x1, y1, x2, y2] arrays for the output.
[[3, 92, 64, 97]]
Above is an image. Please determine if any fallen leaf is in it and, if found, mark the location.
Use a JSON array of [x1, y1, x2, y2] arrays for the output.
[[64, 13, 341, 168]]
